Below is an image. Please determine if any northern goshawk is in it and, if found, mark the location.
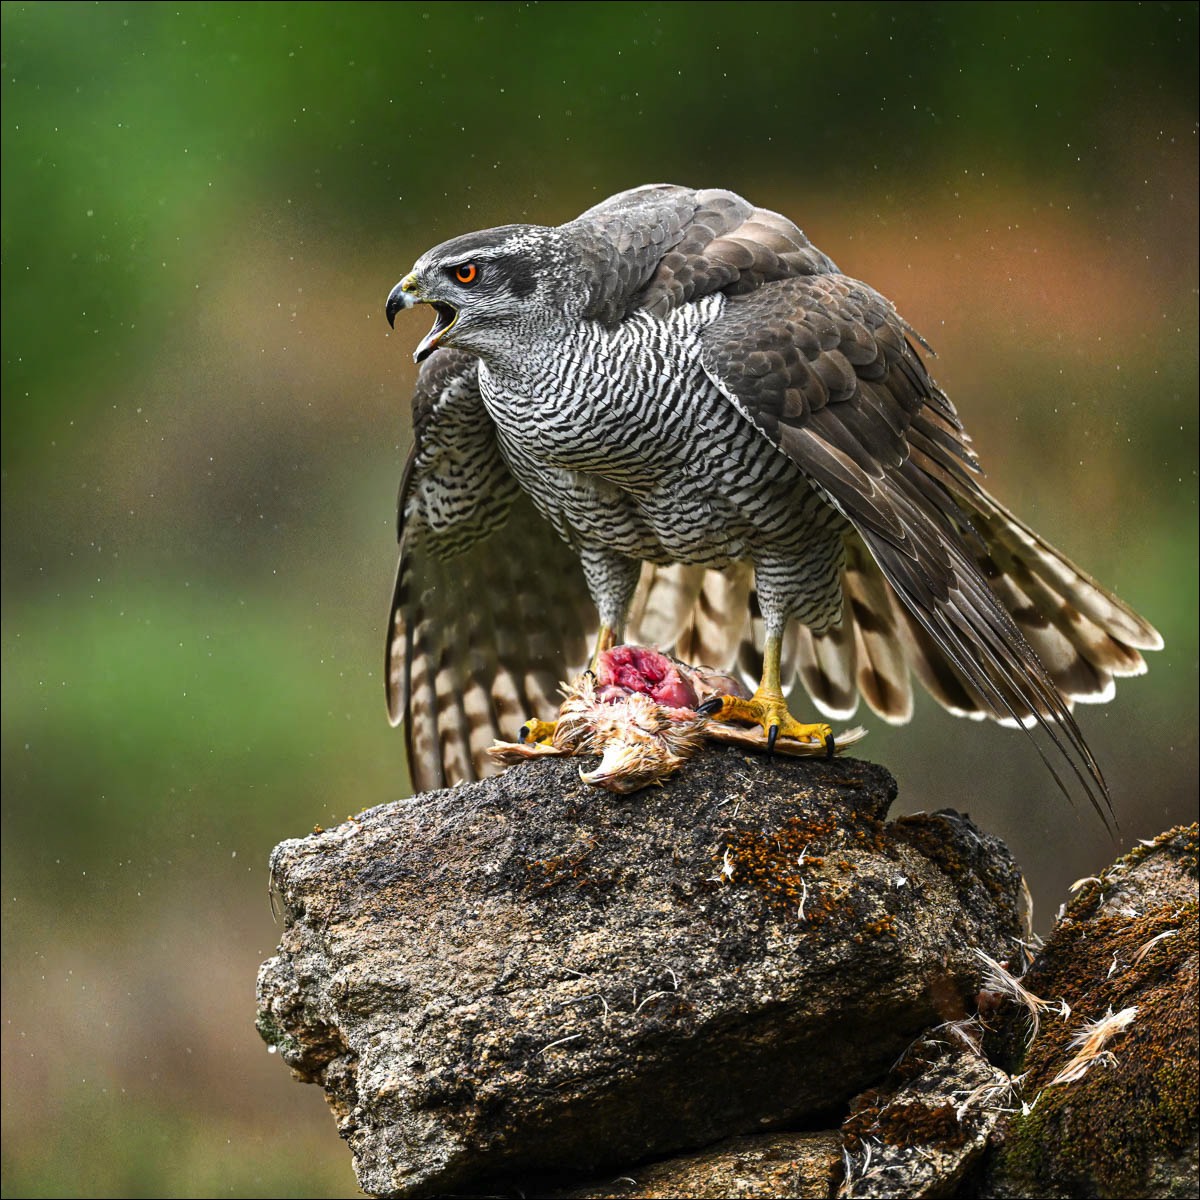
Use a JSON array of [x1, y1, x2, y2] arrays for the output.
[[384, 184, 1161, 816]]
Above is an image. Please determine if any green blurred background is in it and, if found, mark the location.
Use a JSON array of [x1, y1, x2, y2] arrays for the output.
[[2, 2, 1196, 1195]]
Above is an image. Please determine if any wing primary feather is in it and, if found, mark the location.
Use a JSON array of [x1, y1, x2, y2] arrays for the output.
[[699, 274, 1121, 825]]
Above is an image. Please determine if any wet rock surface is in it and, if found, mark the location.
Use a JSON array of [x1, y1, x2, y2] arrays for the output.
[[256, 746, 1022, 1198]]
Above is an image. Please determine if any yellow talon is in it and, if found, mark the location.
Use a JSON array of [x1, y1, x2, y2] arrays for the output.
[[701, 632, 834, 756], [519, 717, 559, 745], [710, 689, 833, 750]]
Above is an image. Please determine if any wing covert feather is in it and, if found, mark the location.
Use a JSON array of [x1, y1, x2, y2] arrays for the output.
[[572, 184, 838, 324]]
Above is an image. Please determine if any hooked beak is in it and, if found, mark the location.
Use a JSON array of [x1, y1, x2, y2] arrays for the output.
[[386, 272, 458, 364]]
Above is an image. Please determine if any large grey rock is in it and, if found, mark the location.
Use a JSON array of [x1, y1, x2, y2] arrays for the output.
[[256, 746, 1021, 1198]]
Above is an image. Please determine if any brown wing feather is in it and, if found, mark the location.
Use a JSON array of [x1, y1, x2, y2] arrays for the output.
[[389, 351, 595, 791], [698, 273, 1127, 822], [627, 563, 754, 669], [572, 184, 838, 325]]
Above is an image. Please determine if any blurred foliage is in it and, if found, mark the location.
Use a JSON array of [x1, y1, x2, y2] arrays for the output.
[[2, 3, 1197, 1197], [4, 0, 1197, 465]]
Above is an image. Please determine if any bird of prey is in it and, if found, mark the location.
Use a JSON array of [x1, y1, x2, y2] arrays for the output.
[[384, 184, 1161, 816]]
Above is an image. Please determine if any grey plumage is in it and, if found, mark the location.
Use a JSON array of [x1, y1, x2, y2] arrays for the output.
[[385, 185, 1162, 815]]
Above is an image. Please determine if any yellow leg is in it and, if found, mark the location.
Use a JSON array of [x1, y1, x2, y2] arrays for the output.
[[703, 635, 834, 755], [588, 623, 618, 672], [521, 624, 619, 745]]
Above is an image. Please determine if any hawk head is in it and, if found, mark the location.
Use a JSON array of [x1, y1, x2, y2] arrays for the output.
[[386, 224, 562, 364]]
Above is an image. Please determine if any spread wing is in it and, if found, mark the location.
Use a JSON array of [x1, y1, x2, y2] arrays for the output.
[[695, 272, 1116, 820], [387, 350, 597, 791], [388, 349, 749, 792]]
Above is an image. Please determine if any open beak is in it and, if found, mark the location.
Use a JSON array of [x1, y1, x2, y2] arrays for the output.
[[386, 272, 458, 364]]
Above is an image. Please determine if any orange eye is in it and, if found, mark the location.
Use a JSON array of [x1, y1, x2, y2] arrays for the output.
[[454, 262, 478, 285]]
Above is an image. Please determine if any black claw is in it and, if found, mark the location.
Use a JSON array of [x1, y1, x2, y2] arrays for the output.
[[824, 732, 836, 759], [766, 724, 779, 758], [696, 697, 724, 718], [518, 724, 530, 744], [584, 669, 597, 682]]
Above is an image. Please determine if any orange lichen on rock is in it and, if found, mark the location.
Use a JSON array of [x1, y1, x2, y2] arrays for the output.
[[718, 811, 891, 928]]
